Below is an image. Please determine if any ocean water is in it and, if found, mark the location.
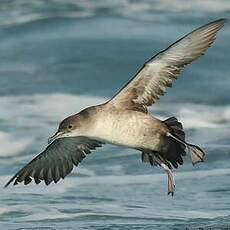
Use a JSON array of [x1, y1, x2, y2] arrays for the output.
[[0, 0, 230, 229]]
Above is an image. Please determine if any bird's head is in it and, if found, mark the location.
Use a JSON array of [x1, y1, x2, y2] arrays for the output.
[[48, 114, 81, 144], [48, 107, 94, 144]]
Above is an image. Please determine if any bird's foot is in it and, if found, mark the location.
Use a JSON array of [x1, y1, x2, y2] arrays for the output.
[[167, 170, 175, 196]]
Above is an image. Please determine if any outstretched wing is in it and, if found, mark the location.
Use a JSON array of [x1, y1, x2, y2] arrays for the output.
[[4, 137, 103, 187], [108, 19, 226, 113]]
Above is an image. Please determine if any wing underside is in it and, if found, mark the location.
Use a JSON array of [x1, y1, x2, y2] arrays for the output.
[[108, 19, 226, 113], [4, 137, 103, 187]]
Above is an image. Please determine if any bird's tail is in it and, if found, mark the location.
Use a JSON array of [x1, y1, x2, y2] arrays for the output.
[[164, 117, 205, 165]]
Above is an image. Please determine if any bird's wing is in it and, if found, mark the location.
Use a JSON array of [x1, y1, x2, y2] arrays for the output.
[[108, 19, 226, 113], [4, 137, 103, 187]]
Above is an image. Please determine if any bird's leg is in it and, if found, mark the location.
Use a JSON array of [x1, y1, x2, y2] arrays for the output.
[[150, 153, 175, 196], [159, 162, 175, 196]]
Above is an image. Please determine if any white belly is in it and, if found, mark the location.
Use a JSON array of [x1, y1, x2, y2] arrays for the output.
[[89, 110, 163, 151]]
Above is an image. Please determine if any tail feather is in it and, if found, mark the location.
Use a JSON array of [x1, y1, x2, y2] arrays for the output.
[[142, 117, 205, 169], [166, 129, 205, 165], [164, 117, 185, 140], [163, 117, 186, 168]]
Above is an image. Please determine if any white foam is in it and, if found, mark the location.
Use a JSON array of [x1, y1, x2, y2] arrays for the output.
[[1, 93, 230, 156], [151, 103, 230, 129], [0, 0, 229, 28], [0, 94, 104, 127], [0, 131, 33, 157], [1, 94, 230, 129], [0, 94, 230, 130], [118, 0, 230, 13], [0, 94, 104, 156], [106, 0, 230, 21]]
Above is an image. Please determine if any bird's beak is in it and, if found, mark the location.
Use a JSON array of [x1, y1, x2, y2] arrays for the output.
[[48, 131, 64, 144]]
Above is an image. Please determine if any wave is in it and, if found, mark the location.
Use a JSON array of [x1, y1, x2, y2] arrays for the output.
[[0, 131, 33, 157], [1, 168, 230, 223], [0, 94, 104, 157], [66, 168, 230, 187], [0, 0, 229, 27], [0, 93, 230, 157], [0, 94, 104, 127], [151, 103, 230, 128], [0, 94, 230, 148], [2, 168, 230, 191], [1, 93, 230, 128]]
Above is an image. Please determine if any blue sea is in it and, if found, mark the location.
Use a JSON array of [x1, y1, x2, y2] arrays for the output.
[[0, 1, 230, 229]]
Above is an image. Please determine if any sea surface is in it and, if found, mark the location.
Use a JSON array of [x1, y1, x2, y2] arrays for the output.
[[0, 1, 230, 229]]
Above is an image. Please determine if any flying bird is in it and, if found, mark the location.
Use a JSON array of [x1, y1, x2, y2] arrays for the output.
[[5, 19, 226, 195]]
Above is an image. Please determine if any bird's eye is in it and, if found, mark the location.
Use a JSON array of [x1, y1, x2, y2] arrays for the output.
[[68, 124, 73, 129]]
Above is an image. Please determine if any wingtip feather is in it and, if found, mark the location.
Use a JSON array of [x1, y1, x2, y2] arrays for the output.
[[4, 176, 16, 188], [216, 18, 227, 24]]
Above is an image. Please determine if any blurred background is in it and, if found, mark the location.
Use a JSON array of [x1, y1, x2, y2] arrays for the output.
[[0, 0, 229, 229]]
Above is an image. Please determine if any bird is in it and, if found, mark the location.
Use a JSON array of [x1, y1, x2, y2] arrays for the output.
[[4, 18, 226, 195]]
